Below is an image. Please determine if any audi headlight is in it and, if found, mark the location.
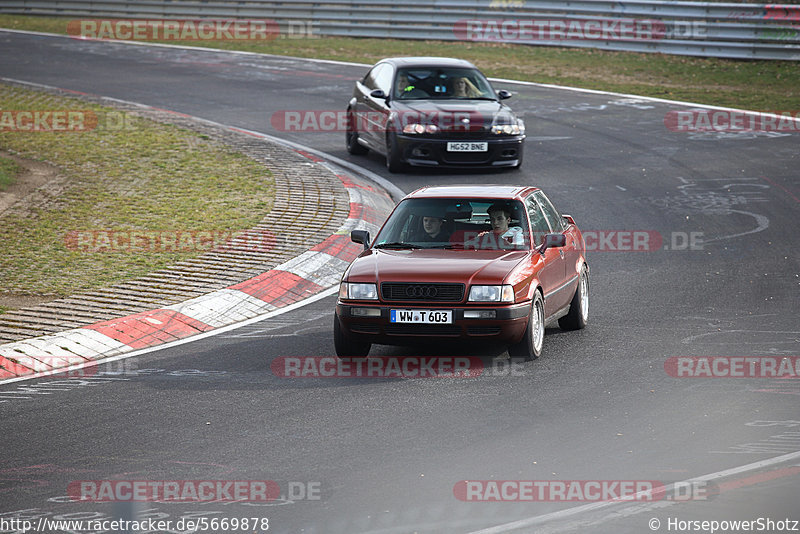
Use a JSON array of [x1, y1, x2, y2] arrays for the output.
[[339, 282, 378, 300], [402, 123, 439, 134], [468, 285, 515, 303]]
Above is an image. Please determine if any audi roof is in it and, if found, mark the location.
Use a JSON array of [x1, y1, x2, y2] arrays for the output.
[[405, 185, 540, 199]]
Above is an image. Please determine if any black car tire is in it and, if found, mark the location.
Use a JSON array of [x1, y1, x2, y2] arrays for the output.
[[334, 315, 371, 358], [559, 266, 589, 331], [346, 110, 368, 155], [385, 132, 404, 173], [508, 291, 545, 361]]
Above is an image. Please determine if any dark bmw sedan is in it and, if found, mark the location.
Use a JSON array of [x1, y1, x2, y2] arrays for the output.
[[346, 57, 525, 172]]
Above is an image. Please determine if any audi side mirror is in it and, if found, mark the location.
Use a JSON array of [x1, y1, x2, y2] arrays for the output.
[[538, 233, 566, 254], [370, 89, 388, 100], [351, 230, 371, 250], [497, 89, 512, 100]]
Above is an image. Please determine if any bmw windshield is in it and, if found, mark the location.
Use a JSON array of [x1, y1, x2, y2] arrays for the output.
[[394, 67, 497, 100]]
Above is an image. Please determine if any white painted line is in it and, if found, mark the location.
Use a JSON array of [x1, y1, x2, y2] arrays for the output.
[[702, 210, 770, 244], [527, 136, 573, 141], [466, 449, 800, 534]]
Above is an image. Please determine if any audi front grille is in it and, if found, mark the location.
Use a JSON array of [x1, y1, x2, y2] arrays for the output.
[[381, 282, 465, 302]]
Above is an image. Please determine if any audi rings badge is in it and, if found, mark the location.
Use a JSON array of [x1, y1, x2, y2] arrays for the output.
[[405, 285, 439, 299]]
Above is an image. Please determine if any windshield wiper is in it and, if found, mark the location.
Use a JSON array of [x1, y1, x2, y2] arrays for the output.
[[425, 244, 460, 249], [374, 242, 419, 249]]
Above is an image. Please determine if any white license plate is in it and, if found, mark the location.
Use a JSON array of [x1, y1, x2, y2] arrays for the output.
[[447, 142, 488, 152], [390, 309, 453, 324]]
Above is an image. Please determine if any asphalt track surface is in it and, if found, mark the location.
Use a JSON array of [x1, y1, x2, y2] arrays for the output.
[[1, 32, 799, 534]]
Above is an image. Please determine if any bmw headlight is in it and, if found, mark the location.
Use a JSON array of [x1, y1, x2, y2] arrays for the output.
[[339, 282, 378, 300], [491, 120, 524, 136], [468, 285, 515, 303], [402, 123, 439, 134]]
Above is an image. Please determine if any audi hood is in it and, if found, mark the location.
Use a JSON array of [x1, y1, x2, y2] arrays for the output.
[[343, 248, 531, 287]]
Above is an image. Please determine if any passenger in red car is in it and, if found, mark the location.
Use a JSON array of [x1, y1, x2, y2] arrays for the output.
[[468, 203, 525, 249]]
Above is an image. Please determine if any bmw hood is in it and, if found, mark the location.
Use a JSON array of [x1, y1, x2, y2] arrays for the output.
[[390, 100, 519, 131]]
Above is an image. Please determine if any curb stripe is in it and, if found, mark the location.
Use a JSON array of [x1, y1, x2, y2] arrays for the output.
[[229, 270, 324, 305], [0, 355, 35, 377], [85, 309, 214, 349], [310, 234, 362, 263]]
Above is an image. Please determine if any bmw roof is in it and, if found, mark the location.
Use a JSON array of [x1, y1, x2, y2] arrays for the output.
[[375, 57, 479, 69]]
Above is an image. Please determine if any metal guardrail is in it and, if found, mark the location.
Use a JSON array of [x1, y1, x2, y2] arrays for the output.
[[1, 1, 799, 60]]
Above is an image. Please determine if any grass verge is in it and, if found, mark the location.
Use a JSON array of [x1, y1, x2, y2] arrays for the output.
[[0, 155, 20, 191], [0, 14, 797, 111], [0, 83, 273, 303]]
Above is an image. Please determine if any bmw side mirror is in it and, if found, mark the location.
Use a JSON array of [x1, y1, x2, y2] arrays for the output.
[[538, 233, 566, 254], [497, 89, 512, 100], [351, 230, 371, 250], [370, 89, 388, 100]]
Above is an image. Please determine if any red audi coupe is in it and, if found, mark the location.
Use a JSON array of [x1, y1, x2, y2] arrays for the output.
[[334, 185, 588, 360]]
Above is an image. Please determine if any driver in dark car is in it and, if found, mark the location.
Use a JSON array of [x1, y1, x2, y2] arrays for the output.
[[395, 73, 427, 99]]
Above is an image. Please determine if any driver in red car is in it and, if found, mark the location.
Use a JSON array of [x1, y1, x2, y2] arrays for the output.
[[420, 215, 448, 242]]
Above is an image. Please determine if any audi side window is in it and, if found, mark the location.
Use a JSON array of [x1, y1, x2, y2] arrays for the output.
[[526, 197, 550, 247], [534, 192, 565, 233]]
